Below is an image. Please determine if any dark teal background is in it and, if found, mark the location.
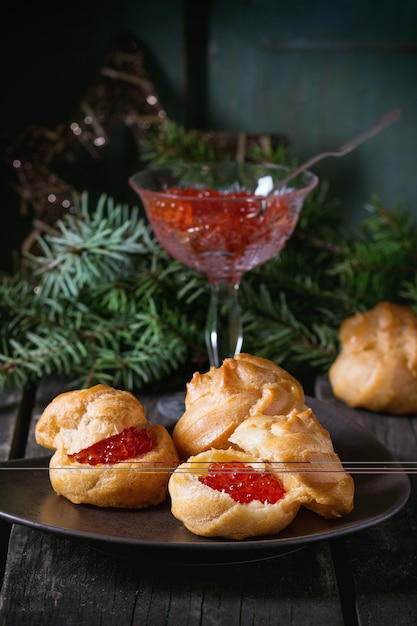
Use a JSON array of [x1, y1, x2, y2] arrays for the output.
[[1, 0, 416, 272]]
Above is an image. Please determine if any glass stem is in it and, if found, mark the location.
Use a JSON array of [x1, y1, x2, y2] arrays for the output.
[[205, 283, 243, 368]]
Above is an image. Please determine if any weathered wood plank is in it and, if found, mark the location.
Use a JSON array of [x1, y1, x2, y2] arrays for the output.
[[345, 489, 417, 626], [1, 378, 345, 625], [3, 374, 417, 625], [315, 375, 417, 625], [0, 388, 23, 588], [0, 388, 21, 462], [0, 526, 344, 626], [205, 0, 417, 228]]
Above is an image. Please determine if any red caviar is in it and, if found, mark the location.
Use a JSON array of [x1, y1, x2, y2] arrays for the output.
[[166, 187, 253, 199], [68, 426, 153, 466], [199, 461, 286, 504], [143, 185, 293, 284]]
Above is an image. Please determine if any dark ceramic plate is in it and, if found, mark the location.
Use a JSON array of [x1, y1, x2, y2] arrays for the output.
[[0, 397, 410, 564]]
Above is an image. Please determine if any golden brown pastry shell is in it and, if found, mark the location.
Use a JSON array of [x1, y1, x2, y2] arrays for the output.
[[168, 448, 302, 539], [172, 353, 306, 459], [36, 384, 148, 454], [229, 408, 355, 519], [329, 302, 417, 414], [49, 424, 179, 508], [35, 384, 179, 508]]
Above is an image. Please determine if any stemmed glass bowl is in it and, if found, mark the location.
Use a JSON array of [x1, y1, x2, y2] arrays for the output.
[[129, 161, 318, 368]]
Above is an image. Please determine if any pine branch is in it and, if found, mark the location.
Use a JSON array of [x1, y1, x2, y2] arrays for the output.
[[240, 190, 417, 374], [1, 129, 417, 392], [25, 192, 159, 302], [0, 194, 207, 391], [139, 120, 217, 166], [138, 119, 292, 167], [330, 195, 417, 304]]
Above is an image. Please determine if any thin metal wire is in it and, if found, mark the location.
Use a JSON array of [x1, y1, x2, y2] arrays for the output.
[[1, 461, 416, 474]]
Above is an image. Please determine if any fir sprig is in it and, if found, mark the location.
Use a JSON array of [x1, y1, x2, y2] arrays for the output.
[[0, 194, 207, 391], [1, 126, 417, 392], [239, 187, 417, 376], [139, 120, 217, 166], [25, 193, 159, 302], [330, 194, 417, 304], [139, 119, 294, 167]]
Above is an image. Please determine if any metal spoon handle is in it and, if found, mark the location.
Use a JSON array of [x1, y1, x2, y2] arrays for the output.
[[276, 109, 402, 190]]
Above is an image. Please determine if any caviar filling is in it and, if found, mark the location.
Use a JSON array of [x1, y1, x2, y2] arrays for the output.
[[198, 461, 286, 504], [68, 426, 153, 466]]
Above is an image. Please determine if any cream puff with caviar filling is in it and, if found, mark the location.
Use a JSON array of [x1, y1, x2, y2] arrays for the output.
[[35, 384, 179, 508], [168, 448, 303, 539]]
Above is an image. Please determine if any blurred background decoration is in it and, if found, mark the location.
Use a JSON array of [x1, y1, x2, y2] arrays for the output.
[[0, 0, 416, 393]]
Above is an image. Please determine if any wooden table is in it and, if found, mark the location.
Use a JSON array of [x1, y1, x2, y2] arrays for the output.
[[1, 376, 416, 626]]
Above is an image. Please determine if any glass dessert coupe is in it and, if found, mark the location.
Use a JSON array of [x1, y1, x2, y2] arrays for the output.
[[129, 161, 318, 370]]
